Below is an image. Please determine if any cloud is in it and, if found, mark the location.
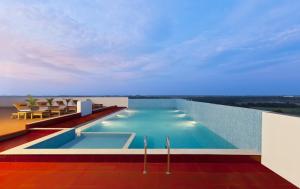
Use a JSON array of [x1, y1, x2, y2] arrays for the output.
[[0, 0, 300, 95], [0, 1, 158, 81]]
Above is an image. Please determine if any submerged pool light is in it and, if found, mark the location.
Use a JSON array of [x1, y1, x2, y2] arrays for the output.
[[176, 113, 187, 118], [184, 121, 197, 127], [101, 121, 113, 126], [125, 109, 137, 114], [116, 114, 126, 118]]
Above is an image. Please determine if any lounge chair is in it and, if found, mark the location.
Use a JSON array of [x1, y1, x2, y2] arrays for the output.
[[30, 101, 50, 119], [12, 103, 31, 120], [50, 100, 67, 116], [68, 99, 78, 113], [92, 103, 104, 110], [30, 108, 50, 119], [56, 100, 65, 106], [56, 100, 76, 113], [49, 106, 65, 116], [37, 101, 48, 107]]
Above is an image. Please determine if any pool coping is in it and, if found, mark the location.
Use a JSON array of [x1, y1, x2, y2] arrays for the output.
[[78, 132, 136, 149], [1, 148, 259, 155]]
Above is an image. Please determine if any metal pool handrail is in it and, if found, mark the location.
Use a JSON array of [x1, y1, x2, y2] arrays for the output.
[[143, 136, 147, 174], [165, 136, 171, 175]]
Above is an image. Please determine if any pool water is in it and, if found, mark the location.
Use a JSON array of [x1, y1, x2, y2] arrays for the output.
[[83, 109, 235, 149], [59, 133, 132, 149]]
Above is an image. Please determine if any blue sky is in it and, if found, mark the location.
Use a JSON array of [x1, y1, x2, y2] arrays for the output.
[[1, 0, 300, 95]]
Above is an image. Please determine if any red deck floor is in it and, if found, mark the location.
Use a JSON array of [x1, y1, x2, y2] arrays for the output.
[[0, 162, 297, 189], [0, 107, 297, 188]]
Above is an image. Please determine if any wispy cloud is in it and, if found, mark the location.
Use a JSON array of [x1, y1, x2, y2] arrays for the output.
[[1, 0, 300, 95]]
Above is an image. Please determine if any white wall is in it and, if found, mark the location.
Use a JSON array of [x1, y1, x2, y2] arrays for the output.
[[77, 100, 93, 116], [262, 112, 300, 188], [128, 99, 176, 109], [76, 97, 128, 107], [0, 96, 128, 107]]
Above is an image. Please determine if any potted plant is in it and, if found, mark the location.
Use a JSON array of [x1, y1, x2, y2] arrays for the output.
[[46, 98, 54, 107], [26, 95, 38, 110], [64, 98, 72, 112], [46, 98, 54, 115]]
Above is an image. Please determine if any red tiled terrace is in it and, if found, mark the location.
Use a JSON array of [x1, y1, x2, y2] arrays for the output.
[[0, 106, 298, 189]]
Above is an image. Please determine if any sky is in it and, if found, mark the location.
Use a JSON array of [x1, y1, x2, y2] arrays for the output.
[[1, 0, 300, 95]]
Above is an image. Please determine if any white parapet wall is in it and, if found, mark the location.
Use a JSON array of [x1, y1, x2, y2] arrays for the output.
[[262, 112, 300, 188], [0, 96, 128, 107], [128, 99, 177, 109], [74, 97, 128, 107]]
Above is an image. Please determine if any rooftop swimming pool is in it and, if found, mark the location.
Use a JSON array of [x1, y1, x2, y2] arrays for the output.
[[1, 98, 263, 157], [26, 108, 235, 150], [80, 108, 235, 149]]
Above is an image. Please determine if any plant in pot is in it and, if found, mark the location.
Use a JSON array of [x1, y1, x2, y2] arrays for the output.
[[26, 95, 38, 111], [64, 98, 72, 112], [72, 99, 78, 106], [46, 98, 54, 114], [46, 98, 54, 107]]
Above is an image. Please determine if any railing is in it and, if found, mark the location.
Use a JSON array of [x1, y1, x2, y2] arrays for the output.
[[165, 136, 171, 175], [143, 136, 147, 174], [142, 136, 171, 175]]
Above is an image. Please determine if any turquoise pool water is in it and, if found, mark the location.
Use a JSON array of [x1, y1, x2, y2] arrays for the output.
[[83, 109, 235, 149], [27, 131, 133, 149], [59, 133, 131, 149]]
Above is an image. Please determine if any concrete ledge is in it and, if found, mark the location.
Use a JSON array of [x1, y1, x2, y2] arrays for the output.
[[26, 113, 81, 129], [92, 106, 118, 113]]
